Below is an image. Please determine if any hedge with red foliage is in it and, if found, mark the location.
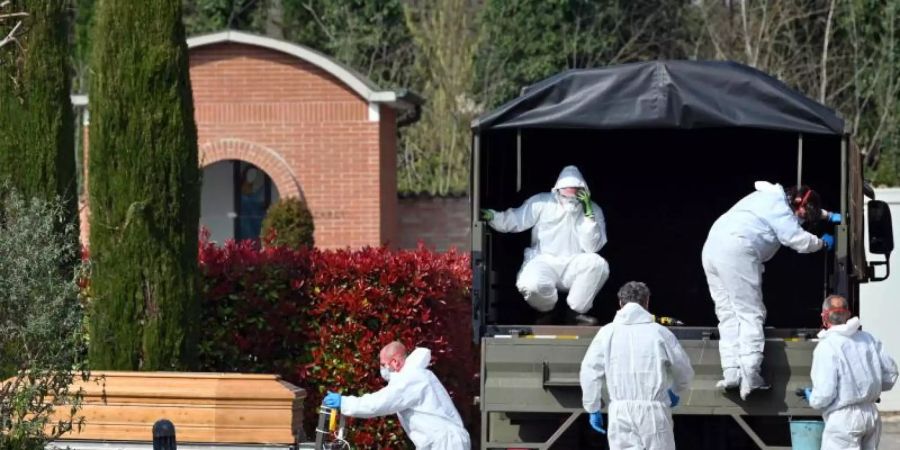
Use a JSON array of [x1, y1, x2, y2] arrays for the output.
[[197, 237, 475, 449]]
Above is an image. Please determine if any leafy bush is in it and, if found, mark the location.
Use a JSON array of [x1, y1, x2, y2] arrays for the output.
[[303, 245, 474, 448], [260, 198, 315, 249], [0, 185, 88, 450], [197, 230, 313, 375], [197, 238, 474, 449]]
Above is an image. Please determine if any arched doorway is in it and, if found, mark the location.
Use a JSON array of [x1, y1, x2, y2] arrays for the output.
[[201, 160, 280, 243]]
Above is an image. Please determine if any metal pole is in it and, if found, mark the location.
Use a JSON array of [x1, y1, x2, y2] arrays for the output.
[[516, 128, 522, 192], [152, 419, 176, 450], [797, 133, 804, 189]]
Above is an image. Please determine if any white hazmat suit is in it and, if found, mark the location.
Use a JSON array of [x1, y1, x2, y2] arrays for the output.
[[487, 166, 609, 313], [809, 317, 898, 450], [340, 348, 470, 450], [580, 303, 695, 450], [702, 181, 826, 396]]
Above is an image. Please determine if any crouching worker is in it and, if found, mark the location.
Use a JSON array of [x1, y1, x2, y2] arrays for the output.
[[800, 295, 898, 450], [481, 165, 609, 325], [580, 281, 694, 450], [321, 341, 470, 449]]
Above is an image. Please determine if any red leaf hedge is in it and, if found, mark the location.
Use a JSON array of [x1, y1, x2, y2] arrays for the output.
[[197, 237, 475, 448]]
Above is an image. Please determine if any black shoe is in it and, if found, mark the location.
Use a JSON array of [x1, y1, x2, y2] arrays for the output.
[[574, 314, 599, 326], [535, 312, 556, 325]]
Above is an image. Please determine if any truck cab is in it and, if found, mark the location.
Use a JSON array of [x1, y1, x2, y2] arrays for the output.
[[470, 61, 894, 449]]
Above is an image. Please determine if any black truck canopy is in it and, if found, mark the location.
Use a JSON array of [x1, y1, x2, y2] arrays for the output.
[[471, 60, 853, 330], [473, 60, 844, 135]]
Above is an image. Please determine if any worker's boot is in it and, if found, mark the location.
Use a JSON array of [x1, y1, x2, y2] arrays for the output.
[[535, 311, 557, 325], [739, 371, 771, 400], [715, 368, 741, 391], [574, 313, 599, 326]]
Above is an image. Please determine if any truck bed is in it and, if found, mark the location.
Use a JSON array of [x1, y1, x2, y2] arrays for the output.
[[479, 325, 821, 450]]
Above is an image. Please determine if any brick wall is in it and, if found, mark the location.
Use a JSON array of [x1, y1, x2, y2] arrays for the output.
[[190, 42, 393, 249], [80, 38, 408, 250], [397, 196, 471, 252]]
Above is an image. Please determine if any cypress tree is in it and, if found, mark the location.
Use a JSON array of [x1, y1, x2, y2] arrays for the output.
[[87, 0, 200, 370], [0, 0, 76, 222]]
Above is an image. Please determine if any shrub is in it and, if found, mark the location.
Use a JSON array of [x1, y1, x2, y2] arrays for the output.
[[301, 245, 474, 448], [260, 198, 315, 249], [196, 238, 474, 449], [0, 186, 88, 450], [197, 231, 313, 376]]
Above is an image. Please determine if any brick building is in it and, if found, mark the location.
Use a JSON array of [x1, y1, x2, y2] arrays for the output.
[[78, 31, 431, 249], [77, 31, 472, 251]]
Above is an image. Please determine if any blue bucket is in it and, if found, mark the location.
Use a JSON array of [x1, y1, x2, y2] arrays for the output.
[[789, 420, 824, 450]]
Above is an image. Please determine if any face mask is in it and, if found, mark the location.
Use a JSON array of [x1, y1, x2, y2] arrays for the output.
[[557, 192, 580, 211], [380, 366, 392, 382]]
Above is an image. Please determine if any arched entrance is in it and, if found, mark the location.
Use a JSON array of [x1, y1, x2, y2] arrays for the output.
[[198, 139, 303, 244], [201, 160, 281, 243]]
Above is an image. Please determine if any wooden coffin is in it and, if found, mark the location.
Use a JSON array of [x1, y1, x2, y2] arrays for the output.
[[58, 371, 306, 445]]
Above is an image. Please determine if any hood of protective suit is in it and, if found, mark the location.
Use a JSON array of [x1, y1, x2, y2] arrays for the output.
[[754, 180, 784, 194], [818, 317, 861, 339], [402, 347, 432, 372], [552, 166, 590, 195], [613, 303, 654, 325]]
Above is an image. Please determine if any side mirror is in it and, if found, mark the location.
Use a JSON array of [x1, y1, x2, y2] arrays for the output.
[[867, 200, 893, 282], [868, 200, 894, 255], [863, 180, 876, 200]]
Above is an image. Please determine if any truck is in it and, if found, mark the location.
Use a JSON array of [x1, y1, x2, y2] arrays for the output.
[[469, 60, 895, 449]]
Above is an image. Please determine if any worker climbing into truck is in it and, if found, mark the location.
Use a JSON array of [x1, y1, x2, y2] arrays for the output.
[[702, 181, 840, 400], [481, 165, 609, 325], [579, 281, 695, 450], [799, 294, 898, 450]]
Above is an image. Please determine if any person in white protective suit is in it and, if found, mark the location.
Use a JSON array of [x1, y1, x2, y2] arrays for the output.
[[799, 295, 898, 450], [321, 341, 470, 450], [702, 181, 840, 400], [481, 165, 609, 325], [580, 281, 694, 450]]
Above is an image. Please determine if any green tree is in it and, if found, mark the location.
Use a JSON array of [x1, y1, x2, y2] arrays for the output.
[[686, 0, 900, 185], [87, 0, 201, 370], [0, 0, 77, 224], [0, 185, 88, 450], [260, 197, 315, 248], [280, 0, 415, 88], [182, 0, 266, 35], [399, 0, 481, 195]]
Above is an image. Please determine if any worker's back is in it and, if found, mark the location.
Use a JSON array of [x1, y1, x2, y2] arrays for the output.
[[810, 318, 899, 414], [591, 303, 693, 403], [394, 348, 469, 448], [609, 306, 683, 402]]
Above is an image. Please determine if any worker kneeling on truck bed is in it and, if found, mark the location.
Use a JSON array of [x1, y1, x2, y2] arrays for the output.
[[800, 294, 898, 450], [481, 165, 609, 325], [580, 281, 694, 450], [702, 181, 839, 400]]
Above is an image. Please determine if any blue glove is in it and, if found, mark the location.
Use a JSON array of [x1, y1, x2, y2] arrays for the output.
[[795, 387, 813, 401], [668, 389, 680, 408], [828, 212, 842, 224], [822, 233, 835, 251], [588, 411, 606, 434], [323, 391, 341, 408]]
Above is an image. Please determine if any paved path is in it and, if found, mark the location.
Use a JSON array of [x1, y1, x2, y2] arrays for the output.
[[882, 414, 900, 449]]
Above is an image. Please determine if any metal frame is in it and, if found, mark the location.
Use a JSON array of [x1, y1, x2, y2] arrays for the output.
[[480, 330, 819, 449]]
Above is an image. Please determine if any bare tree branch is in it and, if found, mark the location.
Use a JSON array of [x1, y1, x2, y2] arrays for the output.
[[819, 0, 837, 103], [0, 1, 26, 56]]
